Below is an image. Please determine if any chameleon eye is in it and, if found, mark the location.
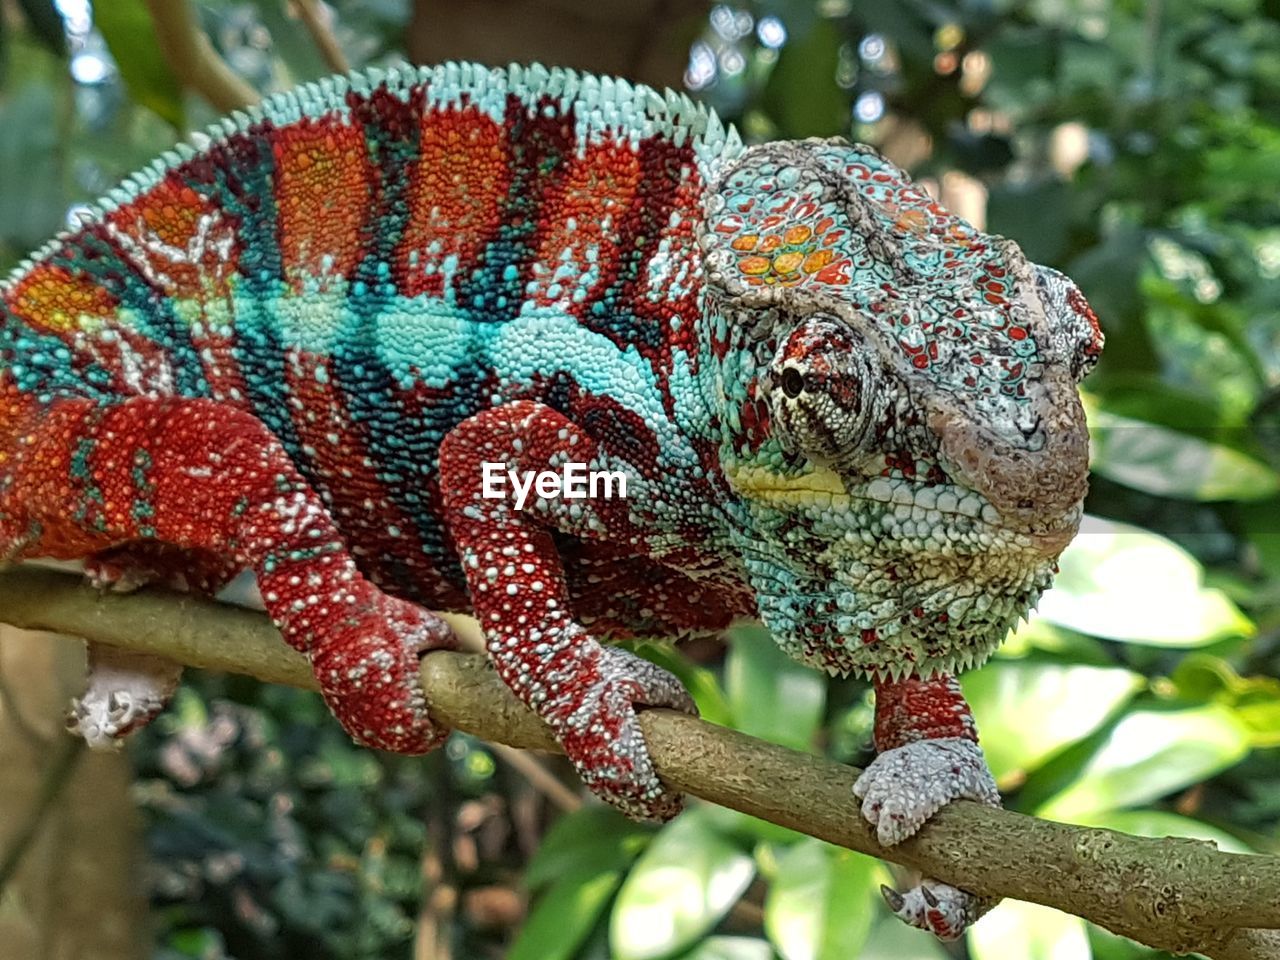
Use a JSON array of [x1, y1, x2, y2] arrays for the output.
[[767, 315, 886, 465], [781, 366, 805, 398]]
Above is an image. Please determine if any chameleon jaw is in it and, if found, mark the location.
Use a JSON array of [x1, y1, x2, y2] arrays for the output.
[[725, 460, 1083, 558]]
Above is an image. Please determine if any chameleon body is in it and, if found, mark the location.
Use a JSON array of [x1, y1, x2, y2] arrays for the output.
[[0, 62, 1101, 937]]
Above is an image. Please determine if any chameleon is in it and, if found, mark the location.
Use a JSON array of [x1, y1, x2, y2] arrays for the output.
[[0, 62, 1101, 938]]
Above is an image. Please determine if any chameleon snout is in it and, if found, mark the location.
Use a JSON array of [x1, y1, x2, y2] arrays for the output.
[[929, 386, 1090, 553]]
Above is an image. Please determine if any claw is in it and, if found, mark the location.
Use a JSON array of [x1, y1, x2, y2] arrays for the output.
[[876, 879, 981, 941], [880, 884, 905, 912]]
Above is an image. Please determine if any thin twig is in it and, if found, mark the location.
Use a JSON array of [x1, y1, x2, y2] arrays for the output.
[[142, 0, 259, 112], [491, 743, 582, 813], [291, 0, 350, 74], [1, 565, 1279, 958]]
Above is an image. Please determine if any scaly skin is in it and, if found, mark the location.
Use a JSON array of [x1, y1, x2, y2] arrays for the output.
[[0, 62, 1101, 936]]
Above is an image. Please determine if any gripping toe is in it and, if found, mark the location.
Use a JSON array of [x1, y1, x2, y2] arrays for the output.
[[306, 589, 457, 755], [880, 878, 988, 940], [550, 643, 696, 821], [853, 736, 999, 847]]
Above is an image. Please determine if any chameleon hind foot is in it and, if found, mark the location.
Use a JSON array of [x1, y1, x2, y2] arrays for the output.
[[69, 545, 243, 748], [67, 645, 183, 749], [880, 878, 987, 941]]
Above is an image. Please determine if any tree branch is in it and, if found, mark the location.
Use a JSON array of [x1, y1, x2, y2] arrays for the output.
[[142, 0, 259, 112], [1, 565, 1278, 958]]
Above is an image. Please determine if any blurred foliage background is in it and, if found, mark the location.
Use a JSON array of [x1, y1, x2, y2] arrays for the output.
[[0, 0, 1278, 958]]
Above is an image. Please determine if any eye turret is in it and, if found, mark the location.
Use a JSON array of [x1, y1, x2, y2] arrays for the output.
[[765, 315, 887, 465]]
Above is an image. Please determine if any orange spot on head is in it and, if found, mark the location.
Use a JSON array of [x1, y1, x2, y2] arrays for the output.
[[802, 249, 835, 274], [773, 251, 804, 275], [783, 224, 813, 245], [814, 258, 853, 285], [895, 209, 929, 234]]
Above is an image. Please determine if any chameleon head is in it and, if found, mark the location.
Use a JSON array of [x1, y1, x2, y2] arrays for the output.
[[701, 140, 1103, 679]]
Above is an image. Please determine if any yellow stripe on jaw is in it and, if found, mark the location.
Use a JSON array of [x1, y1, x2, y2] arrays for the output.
[[723, 462, 852, 507]]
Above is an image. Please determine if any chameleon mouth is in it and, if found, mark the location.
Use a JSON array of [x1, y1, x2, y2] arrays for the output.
[[727, 461, 1081, 558]]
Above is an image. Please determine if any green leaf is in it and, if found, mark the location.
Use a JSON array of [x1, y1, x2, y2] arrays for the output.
[[0, 80, 65, 251], [94, 0, 185, 127], [763, 839, 879, 960], [509, 862, 625, 960], [167, 928, 228, 957], [1036, 704, 1251, 819], [1170, 654, 1280, 748], [857, 914, 950, 960], [1070, 809, 1253, 854], [962, 662, 1144, 784], [1003, 618, 1114, 665], [726, 624, 826, 751], [675, 936, 775, 960], [525, 806, 651, 891], [611, 807, 756, 960], [968, 900, 1091, 960], [1235, 700, 1280, 748], [849, 916, 952, 960], [1036, 517, 1253, 646], [1086, 395, 1279, 501]]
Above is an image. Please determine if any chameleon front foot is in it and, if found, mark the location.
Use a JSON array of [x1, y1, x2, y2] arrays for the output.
[[854, 736, 999, 939], [853, 736, 999, 845], [550, 643, 697, 821], [880, 879, 983, 941]]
